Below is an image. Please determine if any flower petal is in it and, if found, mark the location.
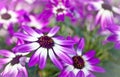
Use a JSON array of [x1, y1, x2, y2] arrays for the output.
[[53, 47, 72, 64], [54, 44, 76, 54], [53, 38, 75, 45], [107, 35, 119, 42], [14, 33, 38, 42], [28, 48, 42, 67], [83, 50, 96, 60], [49, 49, 63, 70], [0, 58, 12, 64], [59, 65, 74, 77], [68, 71, 75, 77], [88, 58, 100, 65], [88, 65, 105, 73], [76, 71, 85, 77], [0, 50, 15, 57], [22, 25, 43, 37], [39, 48, 47, 69], [47, 26, 60, 37], [13, 42, 40, 52], [17, 64, 28, 77], [77, 38, 85, 55]]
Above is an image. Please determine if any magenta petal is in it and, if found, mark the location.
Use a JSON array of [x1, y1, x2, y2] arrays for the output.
[[17, 66, 28, 77], [76, 71, 85, 77], [49, 49, 63, 70], [107, 35, 118, 42], [0, 50, 15, 57], [53, 38, 75, 45], [0, 58, 11, 64], [28, 48, 41, 67], [107, 25, 120, 34], [56, 14, 65, 21], [68, 71, 75, 77], [87, 72, 96, 77], [13, 42, 40, 52], [39, 48, 47, 69], [14, 33, 38, 42], [59, 69, 70, 77], [77, 38, 85, 55], [55, 44, 76, 54], [77, 38, 85, 50], [22, 25, 42, 37], [47, 26, 60, 37], [89, 65, 105, 73], [88, 58, 100, 65], [54, 47, 72, 64], [115, 42, 120, 49], [83, 50, 96, 60]]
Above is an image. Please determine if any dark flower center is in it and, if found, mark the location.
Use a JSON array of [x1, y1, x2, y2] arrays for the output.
[[57, 8, 64, 13], [102, 3, 112, 10], [72, 56, 85, 69], [11, 55, 22, 65], [38, 36, 54, 49], [1, 13, 11, 20]]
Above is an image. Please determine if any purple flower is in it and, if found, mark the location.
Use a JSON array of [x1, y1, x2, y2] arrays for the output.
[[0, 50, 29, 77], [88, 0, 120, 29], [59, 38, 105, 77], [41, 0, 74, 21], [0, 7, 18, 29], [107, 25, 120, 49], [13, 25, 75, 69]]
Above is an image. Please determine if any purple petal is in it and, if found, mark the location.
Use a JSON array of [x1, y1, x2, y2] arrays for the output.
[[76, 71, 85, 77], [54, 44, 76, 54], [13, 42, 40, 52], [56, 14, 65, 21], [47, 26, 60, 37], [88, 58, 100, 65], [77, 38, 85, 55], [87, 72, 96, 77], [53, 38, 75, 45], [59, 65, 74, 77], [89, 65, 105, 73], [83, 50, 96, 60], [49, 49, 63, 70], [0, 50, 15, 57], [107, 25, 120, 34], [107, 35, 119, 42], [115, 42, 120, 49], [17, 65, 28, 77], [95, 10, 103, 24], [0, 58, 12, 64], [39, 48, 47, 69], [53, 47, 72, 64], [22, 25, 43, 37], [14, 33, 38, 42], [28, 48, 41, 67], [68, 71, 75, 77]]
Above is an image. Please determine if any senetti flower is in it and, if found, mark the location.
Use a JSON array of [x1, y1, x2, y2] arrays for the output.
[[107, 25, 120, 49], [0, 8, 18, 29], [88, 0, 120, 29], [0, 50, 29, 77], [42, 0, 74, 21], [13, 26, 75, 69], [59, 38, 105, 77]]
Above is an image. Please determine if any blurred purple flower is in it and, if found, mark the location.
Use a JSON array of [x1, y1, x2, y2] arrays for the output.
[[40, 0, 74, 21], [88, 0, 120, 30], [13, 25, 75, 69], [0, 50, 29, 77], [59, 38, 105, 77], [107, 25, 120, 49]]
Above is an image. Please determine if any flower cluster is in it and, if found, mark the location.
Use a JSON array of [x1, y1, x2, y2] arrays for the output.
[[0, 0, 120, 77]]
